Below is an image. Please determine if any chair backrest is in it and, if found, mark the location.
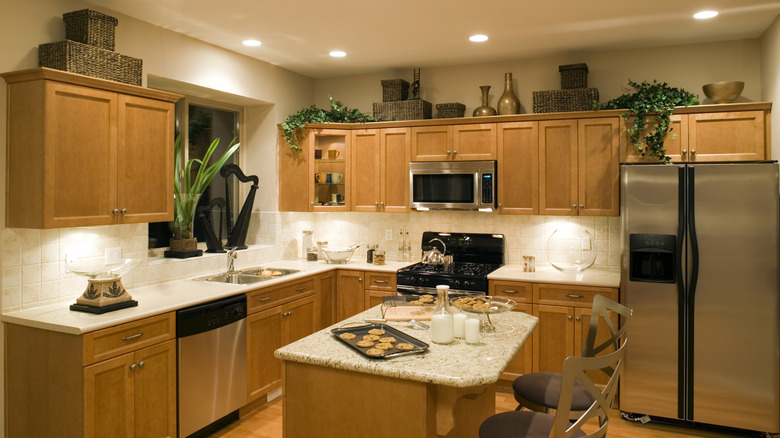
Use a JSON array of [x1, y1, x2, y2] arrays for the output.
[[551, 340, 628, 438], [581, 294, 632, 358]]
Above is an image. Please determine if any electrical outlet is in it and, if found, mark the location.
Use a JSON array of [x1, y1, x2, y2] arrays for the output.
[[105, 247, 121, 265], [65, 251, 77, 265], [385, 229, 393, 241]]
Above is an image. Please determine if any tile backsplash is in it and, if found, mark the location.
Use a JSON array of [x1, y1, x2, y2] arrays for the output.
[[2, 211, 621, 312]]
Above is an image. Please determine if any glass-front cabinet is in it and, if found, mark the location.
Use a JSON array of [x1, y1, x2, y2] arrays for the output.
[[309, 129, 349, 211]]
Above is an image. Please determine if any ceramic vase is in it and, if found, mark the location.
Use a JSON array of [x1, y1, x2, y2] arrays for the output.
[[473, 85, 497, 116], [497, 72, 521, 115]]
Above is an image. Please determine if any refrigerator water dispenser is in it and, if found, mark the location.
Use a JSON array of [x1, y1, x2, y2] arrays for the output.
[[629, 234, 676, 283]]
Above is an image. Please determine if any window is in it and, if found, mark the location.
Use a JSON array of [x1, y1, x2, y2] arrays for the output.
[[148, 99, 242, 249]]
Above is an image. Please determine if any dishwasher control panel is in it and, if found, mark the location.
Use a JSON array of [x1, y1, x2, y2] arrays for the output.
[[176, 294, 247, 338]]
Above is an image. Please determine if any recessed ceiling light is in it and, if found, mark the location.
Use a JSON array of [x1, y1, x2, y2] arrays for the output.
[[242, 39, 262, 47], [469, 34, 488, 43], [329, 50, 347, 58], [693, 10, 718, 19]]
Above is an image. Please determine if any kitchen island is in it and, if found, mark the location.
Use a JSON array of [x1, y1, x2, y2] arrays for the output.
[[275, 306, 538, 438]]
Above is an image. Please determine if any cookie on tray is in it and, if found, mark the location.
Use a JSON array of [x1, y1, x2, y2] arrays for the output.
[[379, 337, 397, 344], [368, 328, 386, 336], [375, 342, 394, 350], [396, 343, 414, 350], [356, 340, 375, 348], [339, 333, 356, 340], [365, 348, 384, 356], [362, 334, 380, 342]]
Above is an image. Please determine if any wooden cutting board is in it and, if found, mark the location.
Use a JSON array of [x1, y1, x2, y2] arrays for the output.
[[384, 306, 435, 321]]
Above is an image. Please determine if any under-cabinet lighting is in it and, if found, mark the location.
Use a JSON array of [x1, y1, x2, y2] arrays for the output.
[[478, 208, 493, 212], [469, 34, 488, 43], [242, 39, 262, 47], [693, 10, 718, 19], [415, 207, 430, 211], [329, 50, 347, 58]]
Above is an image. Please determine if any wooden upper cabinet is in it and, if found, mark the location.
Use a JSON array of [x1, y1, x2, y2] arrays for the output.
[[411, 125, 452, 161], [497, 122, 538, 214], [310, 129, 350, 212], [351, 128, 410, 212], [453, 123, 497, 160], [351, 129, 382, 211], [578, 118, 619, 216], [539, 120, 578, 215], [2, 68, 180, 228], [688, 110, 766, 161], [622, 114, 687, 163], [278, 128, 310, 212], [380, 128, 411, 212]]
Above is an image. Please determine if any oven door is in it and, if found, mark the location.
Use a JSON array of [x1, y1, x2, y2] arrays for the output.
[[409, 161, 495, 210]]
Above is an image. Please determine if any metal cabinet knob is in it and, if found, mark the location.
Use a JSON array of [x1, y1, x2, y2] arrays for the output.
[[575, 316, 581, 322], [579, 204, 584, 209], [358, 278, 363, 282], [380, 202, 384, 207], [138, 361, 145, 368], [310, 202, 314, 206], [571, 204, 577, 209], [446, 150, 451, 154], [567, 315, 573, 321], [691, 149, 696, 155], [129, 364, 137, 371], [682, 149, 687, 155], [497, 203, 502, 208], [121, 208, 127, 214], [113, 209, 120, 215], [375, 202, 379, 206], [453, 150, 457, 155]]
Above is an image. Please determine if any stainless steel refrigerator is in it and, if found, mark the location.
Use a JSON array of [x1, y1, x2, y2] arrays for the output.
[[620, 162, 780, 434]]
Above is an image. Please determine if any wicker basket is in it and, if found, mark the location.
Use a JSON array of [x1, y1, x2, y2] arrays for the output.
[[436, 103, 466, 118], [532, 88, 599, 113], [559, 63, 589, 89], [373, 99, 432, 120], [381, 79, 410, 102], [39, 40, 142, 86], [63, 9, 118, 51]]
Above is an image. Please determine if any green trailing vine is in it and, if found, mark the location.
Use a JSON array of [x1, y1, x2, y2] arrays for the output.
[[282, 96, 377, 150], [594, 80, 699, 163]]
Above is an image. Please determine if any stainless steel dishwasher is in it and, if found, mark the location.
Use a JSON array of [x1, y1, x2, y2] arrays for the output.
[[177, 294, 247, 438]]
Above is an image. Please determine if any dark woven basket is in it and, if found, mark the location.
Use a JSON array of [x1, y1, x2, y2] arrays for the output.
[[63, 9, 118, 51], [373, 99, 432, 120], [39, 40, 142, 86], [381, 79, 410, 102], [559, 63, 589, 89], [532, 88, 599, 113], [436, 102, 466, 118]]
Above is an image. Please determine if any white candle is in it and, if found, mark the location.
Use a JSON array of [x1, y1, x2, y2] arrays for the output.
[[430, 313, 454, 344], [453, 313, 467, 338], [465, 317, 480, 344]]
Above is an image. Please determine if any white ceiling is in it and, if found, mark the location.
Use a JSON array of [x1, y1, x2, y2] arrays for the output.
[[88, 0, 780, 79]]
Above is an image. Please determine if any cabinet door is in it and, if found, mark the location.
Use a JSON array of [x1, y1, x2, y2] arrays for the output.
[[45, 82, 118, 228], [578, 118, 620, 216], [337, 270, 365, 320], [134, 340, 177, 438], [497, 122, 538, 214], [283, 294, 317, 345], [317, 272, 336, 329], [501, 303, 534, 382], [117, 95, 174, 224], [621, 114, 687, 163], [365, 290, 396, 309], [532, 304, 575, 374], [84, 352, 135, 438], [247, 306, 284, 401], [539, 120, 578, 216], [411, 125, 453, 161], [453, 123, 497, 160], [351, 129, 382, 211], [575, 307, 619, 385], [278, 128, 310, 211], [310, 129, 349, 211], [688, 111, 766, 161], [381, 128, 411, 212]]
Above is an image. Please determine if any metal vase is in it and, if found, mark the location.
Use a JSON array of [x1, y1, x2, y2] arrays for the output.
[[497, 72, 521, 115], [473, 85, 497, 116]]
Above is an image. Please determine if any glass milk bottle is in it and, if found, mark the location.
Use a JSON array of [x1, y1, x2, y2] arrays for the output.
[[430, 285, 454, 344]]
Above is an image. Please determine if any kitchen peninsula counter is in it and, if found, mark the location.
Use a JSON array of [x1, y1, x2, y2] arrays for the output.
[[275, 306, 538, 437]]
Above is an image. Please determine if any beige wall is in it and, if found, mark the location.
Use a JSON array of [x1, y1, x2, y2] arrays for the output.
[[314, 39, 763, 117], [761, 14, 780, 164]]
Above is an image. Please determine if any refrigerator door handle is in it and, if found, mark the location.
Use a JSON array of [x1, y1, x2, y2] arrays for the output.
[[686, 166, 700, 420], [676, 166, 687, 420]]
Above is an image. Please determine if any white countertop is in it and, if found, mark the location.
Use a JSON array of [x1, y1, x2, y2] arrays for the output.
[[274, 306, 539, 388], [1, 258, 618, 335]]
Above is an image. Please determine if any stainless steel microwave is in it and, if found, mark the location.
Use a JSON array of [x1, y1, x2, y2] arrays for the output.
[[409, 161, 496, 210]]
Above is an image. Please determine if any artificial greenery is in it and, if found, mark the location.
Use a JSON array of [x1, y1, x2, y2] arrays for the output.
[[282, 96, 377, 150], [594, 80, 699, 163], [172, 135, 239, 240]]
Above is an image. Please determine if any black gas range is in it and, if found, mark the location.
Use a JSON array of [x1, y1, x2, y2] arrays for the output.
[[397, 231, 504, 297]]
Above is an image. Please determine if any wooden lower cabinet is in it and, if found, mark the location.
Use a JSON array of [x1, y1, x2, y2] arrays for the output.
[[317, 271, 337, 329], [247, 294, 317, 402], [491, 281, 534, 385], [337, 270, 365, 320]]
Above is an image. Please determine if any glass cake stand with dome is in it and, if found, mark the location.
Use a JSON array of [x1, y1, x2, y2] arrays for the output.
[[66, 258, 142, 313], [450, 296, 517, 334]]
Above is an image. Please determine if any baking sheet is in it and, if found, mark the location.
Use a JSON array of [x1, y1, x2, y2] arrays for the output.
[[331, 323, 429, 359]]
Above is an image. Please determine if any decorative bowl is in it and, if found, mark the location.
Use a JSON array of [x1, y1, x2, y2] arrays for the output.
[[320, 243, 363, 264], [702, 81, 744, 104]]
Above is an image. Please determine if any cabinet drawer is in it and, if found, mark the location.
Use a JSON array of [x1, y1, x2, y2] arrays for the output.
[[365, 272, 396, 291], [490, 281, 533, 303], [533, 283, 618, 308], [83, 312, 175, 366], [247, 278, 316, 314]]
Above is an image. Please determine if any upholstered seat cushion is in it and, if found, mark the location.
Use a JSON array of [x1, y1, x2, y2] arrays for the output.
[[479, 410, 587, 438], [513, 372, 595, 411]]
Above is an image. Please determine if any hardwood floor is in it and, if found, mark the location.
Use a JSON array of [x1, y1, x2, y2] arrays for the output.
[[212, 390, 751, 438]]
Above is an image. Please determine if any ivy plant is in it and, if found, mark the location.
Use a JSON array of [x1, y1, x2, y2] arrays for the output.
[[594, 80, 699, 163], [281, 96, 377, 151]]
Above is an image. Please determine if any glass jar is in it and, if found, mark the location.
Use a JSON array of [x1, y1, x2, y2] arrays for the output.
[[306, 247, 319, 261], [430, 285, 454, 344], [372, 250, 385, 266], [366, 243, 378, 263]]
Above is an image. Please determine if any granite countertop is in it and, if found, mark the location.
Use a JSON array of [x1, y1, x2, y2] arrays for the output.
[[489, 266, 620, 288], [274, 306, 539, 388]]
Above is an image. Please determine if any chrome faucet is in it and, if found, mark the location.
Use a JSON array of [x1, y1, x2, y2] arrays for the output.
[[226, 247, 238, 274]]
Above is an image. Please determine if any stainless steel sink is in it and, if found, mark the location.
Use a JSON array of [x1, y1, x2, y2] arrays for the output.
[[195, 268, 300, 284]]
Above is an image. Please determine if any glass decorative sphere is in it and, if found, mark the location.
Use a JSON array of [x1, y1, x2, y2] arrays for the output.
[[546, 226, 596, 271]]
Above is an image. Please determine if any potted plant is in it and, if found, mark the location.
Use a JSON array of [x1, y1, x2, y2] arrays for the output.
[[166, 135, 240, 258], [281, 96, 376, 151], [594, 80, 699, 163]]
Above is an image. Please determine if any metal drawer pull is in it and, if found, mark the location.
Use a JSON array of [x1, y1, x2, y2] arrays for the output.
[[122, 332, 143, 341], [138, 361, 145, 368], [258, 297, 272, 302], [575, 316, 581, 322], [129, 363, 137, 371], [282, 311, 292, 317], [374, 280, 389, 284], [565, 294, 584, 299], [501, 289, 519, 294], [567, 315, 573, 321], [296, 286, 306, 291]]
